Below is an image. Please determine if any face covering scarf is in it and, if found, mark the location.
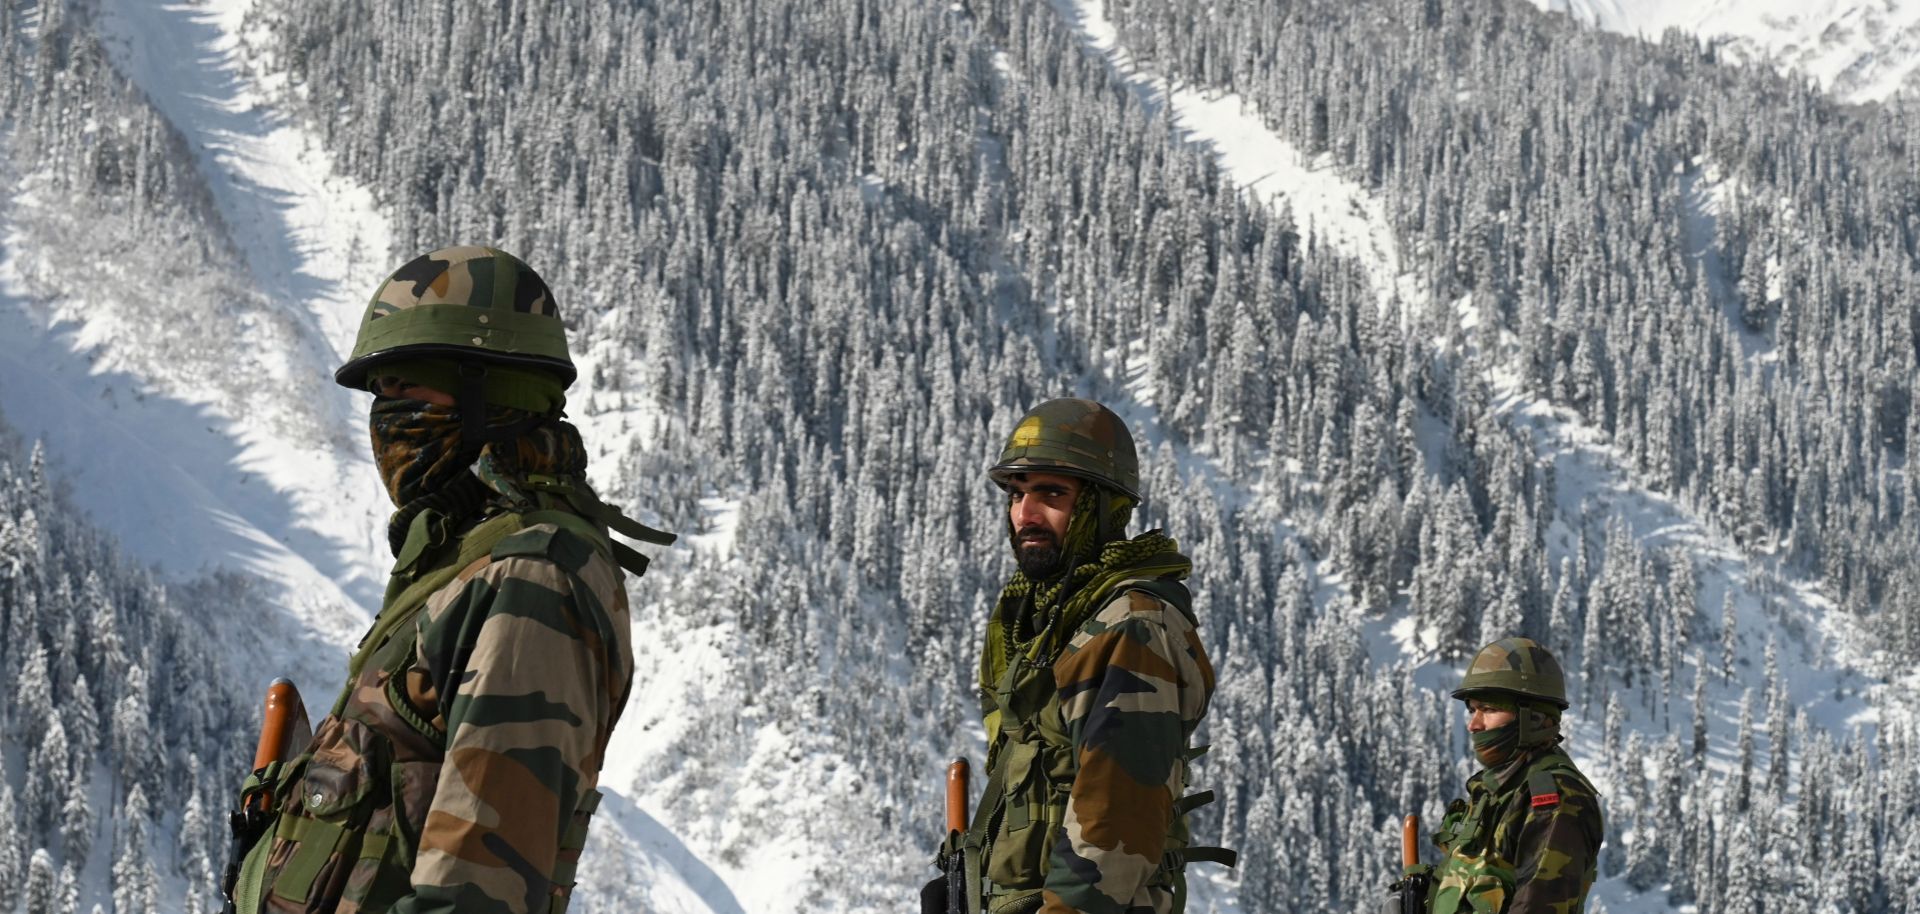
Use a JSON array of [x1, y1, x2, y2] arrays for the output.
[[370, 398, 470, 507], [370, 397, 579, 558], [1472, 722, 1521, 768], [1469, 701, 1562, 769]]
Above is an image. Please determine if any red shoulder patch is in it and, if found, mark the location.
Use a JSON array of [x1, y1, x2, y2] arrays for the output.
[[1531, 793, 1561, 808]]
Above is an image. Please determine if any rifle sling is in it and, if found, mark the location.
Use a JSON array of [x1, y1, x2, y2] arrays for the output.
[[330, 511, 531, 720]]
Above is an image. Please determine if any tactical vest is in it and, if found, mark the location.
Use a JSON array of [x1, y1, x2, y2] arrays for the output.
[[1429, 748, 1597, 914], [959, 579, 1233, 914], [228, 475, 668, 914]]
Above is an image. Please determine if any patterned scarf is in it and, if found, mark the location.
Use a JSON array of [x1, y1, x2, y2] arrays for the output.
[[475, 419, 590, 490], [979, 485, 1191, 695], [370, 398, 584, 556], [369, 398, 470, 507]]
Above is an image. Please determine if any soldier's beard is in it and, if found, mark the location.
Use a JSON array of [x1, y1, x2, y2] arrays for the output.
[[1014, 526, 1066, 579]]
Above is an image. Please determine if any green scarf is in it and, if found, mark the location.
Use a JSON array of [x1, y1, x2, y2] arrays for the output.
[[1468, 695, 1564, 768], [979, 486, 1191, 698]]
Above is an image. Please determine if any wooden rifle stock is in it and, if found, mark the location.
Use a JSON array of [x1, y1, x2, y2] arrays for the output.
[[224, 678, 313, 911], [941, 758, 971, 914], [946, 758, 970, 834], [247, 678, 311, 812], [1384, 813, 1431, 914]]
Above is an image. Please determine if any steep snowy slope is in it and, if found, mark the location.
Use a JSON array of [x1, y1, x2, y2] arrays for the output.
[[0, 1, 749, 910], [1537, 0, 1920, 102], [10, 0, 1914, 910]]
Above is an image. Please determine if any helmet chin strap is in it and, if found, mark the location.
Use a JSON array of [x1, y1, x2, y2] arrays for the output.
[[455, 362, 550, 462], [1517, 697, 1529, 752], [1094, 483, 1111, 546]]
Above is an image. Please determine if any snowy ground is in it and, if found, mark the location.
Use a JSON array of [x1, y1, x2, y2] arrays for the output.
[[1535, 0, 1920, 103], [0, 202, 364, 705], [1050, 0, 1422, 316]]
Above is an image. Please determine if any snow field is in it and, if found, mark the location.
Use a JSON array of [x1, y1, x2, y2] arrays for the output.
[[1536, 0, 1920, 103]]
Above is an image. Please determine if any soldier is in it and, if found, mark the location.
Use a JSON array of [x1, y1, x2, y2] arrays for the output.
[[224, 246, 670, 914], [927, 399, 1233, 914], [1431, 637, 1605, 914]]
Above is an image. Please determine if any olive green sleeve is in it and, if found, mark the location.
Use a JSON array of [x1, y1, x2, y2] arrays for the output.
[[1507, 777, 1603, 914]]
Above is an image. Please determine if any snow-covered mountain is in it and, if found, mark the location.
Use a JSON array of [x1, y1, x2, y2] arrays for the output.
[[1536, 0, 1920, 102], [2, 0, 1917, 912]]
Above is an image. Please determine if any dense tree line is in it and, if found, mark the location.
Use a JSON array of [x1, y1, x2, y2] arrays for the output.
[[0, 2, 267, 910], [232, 0, 1918, 910], [0, 424, 248, 913], [228, 0, 1920, 906], [0, 0, 1902, 908], [1102, 0, 1920, 663]]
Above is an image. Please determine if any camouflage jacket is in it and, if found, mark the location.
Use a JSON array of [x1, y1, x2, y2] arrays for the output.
[[243, 509, 633, 914], [1430, 746, 1604, 914], [976, 582, 1216, 914]]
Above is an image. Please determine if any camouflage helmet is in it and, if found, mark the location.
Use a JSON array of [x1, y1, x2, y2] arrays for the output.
[[1451, 637, 1569, 710], [333, 246, 575, 391], [989, 398, 1141, 501]]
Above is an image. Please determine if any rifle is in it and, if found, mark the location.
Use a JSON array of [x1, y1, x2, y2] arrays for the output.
[[923, 758, 971, 914], [221, 678, 312, 914], [946, 758, 969, 914], [1381, 814, 1432, 914]]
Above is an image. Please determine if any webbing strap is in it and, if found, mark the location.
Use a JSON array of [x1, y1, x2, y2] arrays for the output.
[[548, 789, 605, 906], [523, 474, 675, 544], [1165, 846, 1239, 869], [232, 821, 274, 914], [358, 832, 390, 862], [238, 759, 288, 808], [962, 751, 1011, 914], [332, 511, 530, 718], [1173, 790, 1216, 815], [519, 475, 674, 579], [276, 818, 346, 904]]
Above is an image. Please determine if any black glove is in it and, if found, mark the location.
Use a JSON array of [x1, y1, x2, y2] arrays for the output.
[[921, 875, 948, 914]]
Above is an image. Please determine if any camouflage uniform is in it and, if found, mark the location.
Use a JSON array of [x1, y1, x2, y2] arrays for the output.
[[245, 513, 633, 914], [961, 399, 1229, 914], [229, 248, 666, 914], [1430, 638, 1604, 914], [1031, 584, 1215, 914]]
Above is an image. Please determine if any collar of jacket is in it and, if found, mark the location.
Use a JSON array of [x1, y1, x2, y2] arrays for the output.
[[1469, 744, 1553, 796]]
